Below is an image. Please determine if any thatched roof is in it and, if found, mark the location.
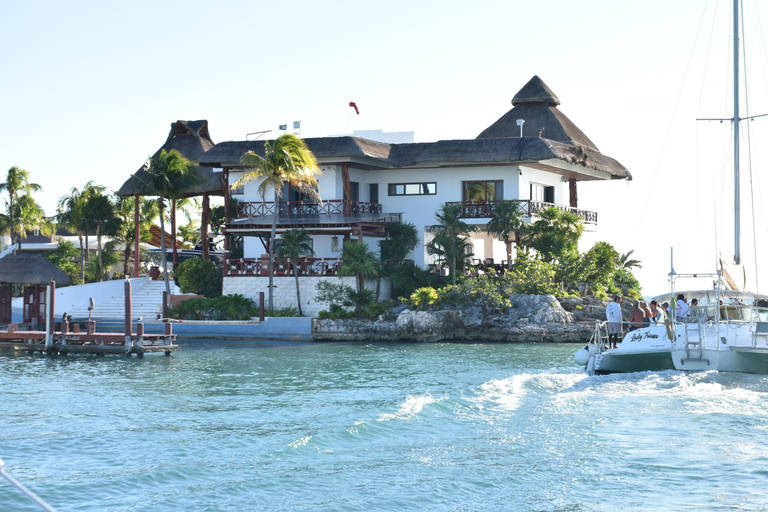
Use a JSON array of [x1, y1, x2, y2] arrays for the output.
[[414, 137, 630, 179], [196, 76, 630, 180], [117, 120, 225, 198], [198, 138, 435, 170], [476, 76, 600, 151], [0, 254, 72, 285]]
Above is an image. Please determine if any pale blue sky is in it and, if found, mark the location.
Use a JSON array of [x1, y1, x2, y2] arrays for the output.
[[2, 0, 767, 295]]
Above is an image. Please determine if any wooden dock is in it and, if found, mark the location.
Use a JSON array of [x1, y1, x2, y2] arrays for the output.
[[0, 279, 178, 357], [0, 323, 177, 357]]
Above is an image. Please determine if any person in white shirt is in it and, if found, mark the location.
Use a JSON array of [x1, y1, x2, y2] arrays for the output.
[[606, 294, 623, 349], [676, 294, 690, 320]]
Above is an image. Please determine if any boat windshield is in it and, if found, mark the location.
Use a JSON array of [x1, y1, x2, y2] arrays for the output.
[[686, 304, 768, 322]]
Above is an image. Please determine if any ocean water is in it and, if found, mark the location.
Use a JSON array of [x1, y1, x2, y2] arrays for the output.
[[2, 340, 768, 512]]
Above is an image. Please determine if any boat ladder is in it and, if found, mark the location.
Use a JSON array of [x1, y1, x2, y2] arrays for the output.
[[0, 459, 58, 512], [681, 320, 710, 365]]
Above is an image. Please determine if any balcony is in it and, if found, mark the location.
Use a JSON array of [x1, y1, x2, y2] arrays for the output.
[[444, 200, 597, 224], [225, 257, 343, 277], [237, 200, 382, 218]]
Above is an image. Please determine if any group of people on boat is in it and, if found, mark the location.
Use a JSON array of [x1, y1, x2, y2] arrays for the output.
[[605, 293, 696, 349]]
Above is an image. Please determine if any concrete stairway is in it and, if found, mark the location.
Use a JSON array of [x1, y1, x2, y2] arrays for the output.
[[66, 279, 180, 321]]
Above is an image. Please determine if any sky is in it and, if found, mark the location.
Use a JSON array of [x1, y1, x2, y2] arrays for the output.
[[2, 0, 768, 296]]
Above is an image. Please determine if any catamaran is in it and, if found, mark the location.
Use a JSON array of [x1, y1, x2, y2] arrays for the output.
[[576, 0, 768, 375]]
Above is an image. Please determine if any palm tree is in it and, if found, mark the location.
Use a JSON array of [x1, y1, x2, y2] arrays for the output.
[[378, 221, 419, 299], [486, 200, 526, 268], [132, 149, 205, 298], [114, 195, 159, 276], [233, 134, 321, 310], [85, 192, 118, 281], [338, 240, 380, 292], [12, 194, 51, 252], [57, 182, 104, 283], [426, 203, 478, 284], [0, 166, 41, 251], [616, 249, 643, 271], [276, 228, 313, 315], [519, 206, 583, 263]]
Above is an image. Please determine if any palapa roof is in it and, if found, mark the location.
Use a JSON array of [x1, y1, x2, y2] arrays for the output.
[[196, 76, 630, 181], [0, 254, 72, 285], [117, 120, 225, 198], [476, 76, 600, 151]]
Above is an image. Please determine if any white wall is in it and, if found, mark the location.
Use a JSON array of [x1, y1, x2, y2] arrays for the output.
[[223, 275, 391, 317], [231, 161, 568, 268]]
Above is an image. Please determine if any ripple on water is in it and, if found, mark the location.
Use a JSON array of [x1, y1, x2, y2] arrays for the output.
[[3, 342, 768, 511]]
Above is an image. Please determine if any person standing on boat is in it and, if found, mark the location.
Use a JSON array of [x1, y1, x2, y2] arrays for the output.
[[628, 300, 644, 331], [650, 300, 665, 323], [640, 300, 653, 327], [676, 294, 690, 320], [606, 294, 623, 348]]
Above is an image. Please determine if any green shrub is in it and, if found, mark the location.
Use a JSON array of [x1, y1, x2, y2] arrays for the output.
[[264, 306, 301, 317], [173, 258, 222, 298], [343, 288, 375, 313], [410, 287, 438, 311], [168, 294, 257, 320]]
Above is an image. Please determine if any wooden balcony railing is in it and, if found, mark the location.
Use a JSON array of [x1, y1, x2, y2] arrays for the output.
[[237, 200, 382, 218], [225, 257, 344, 277], [444, 200, 598, 224]]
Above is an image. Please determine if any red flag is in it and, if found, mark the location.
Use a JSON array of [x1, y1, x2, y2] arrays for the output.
[[349, 102, 359, 115]]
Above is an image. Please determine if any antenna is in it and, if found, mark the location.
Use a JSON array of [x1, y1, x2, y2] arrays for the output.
[[246, 130, 271, 140], [516, 119, 525, 137]]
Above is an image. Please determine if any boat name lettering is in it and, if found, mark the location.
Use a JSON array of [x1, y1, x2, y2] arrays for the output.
[[630, 332, 660, 342]]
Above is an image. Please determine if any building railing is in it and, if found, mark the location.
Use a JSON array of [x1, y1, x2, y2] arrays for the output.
[[444, 200, 598, 224], [225, 257, 344, 277], [237, 200, 382, 218]]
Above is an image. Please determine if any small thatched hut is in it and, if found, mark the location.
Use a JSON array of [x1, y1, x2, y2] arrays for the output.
[[0, 254, 72, 286], [117, 120, 225, 276]]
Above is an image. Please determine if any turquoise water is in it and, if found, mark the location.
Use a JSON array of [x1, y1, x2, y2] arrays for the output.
[[2, 340, 768, 511]]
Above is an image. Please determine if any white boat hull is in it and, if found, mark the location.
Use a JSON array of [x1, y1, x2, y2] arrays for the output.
[[584, 321, 768, 375]]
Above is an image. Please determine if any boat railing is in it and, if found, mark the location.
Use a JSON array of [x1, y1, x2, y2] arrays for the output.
[[0, 459, 58, 511]]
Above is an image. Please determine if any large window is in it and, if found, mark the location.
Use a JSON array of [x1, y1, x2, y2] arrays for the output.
[[463, 181, 503, 202], [388, 182, 437, 196], [531, 183, 555, 203]]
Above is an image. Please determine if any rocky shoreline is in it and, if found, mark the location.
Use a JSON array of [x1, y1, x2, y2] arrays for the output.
[[312, 294, 628, 342]]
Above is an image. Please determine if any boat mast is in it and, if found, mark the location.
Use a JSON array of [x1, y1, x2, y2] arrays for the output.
[[734, 0, 741, 264]]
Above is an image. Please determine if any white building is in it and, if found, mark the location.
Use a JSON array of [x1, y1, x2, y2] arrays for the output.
[[197, 76, 631, 314]]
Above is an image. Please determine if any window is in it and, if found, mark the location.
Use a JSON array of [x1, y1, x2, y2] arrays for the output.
[[282, 183, 315, 202], [274, 237, 313, 255], [388, 182, 437, 196], [531, 183, 555, 203], [344, 182, 360, 202], [369, 184, 379, 204], [463, 181, 503, 202], [231, 183, 244, 195]]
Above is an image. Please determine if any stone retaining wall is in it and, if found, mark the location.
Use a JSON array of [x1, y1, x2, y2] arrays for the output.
[[313, 293, 605, 342]]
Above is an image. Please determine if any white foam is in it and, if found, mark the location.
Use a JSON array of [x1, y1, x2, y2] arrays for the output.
[[377, 394, 443, 422]]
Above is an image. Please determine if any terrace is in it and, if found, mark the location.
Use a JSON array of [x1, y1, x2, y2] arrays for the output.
[[444, 200, 598, 224]]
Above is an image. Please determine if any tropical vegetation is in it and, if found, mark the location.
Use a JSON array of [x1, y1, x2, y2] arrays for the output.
[[131, 149, 205, 297], [233, 134, 321, 310]]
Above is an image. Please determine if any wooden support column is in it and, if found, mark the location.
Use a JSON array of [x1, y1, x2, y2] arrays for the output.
[[124, 279, 132, 353], [171, 198, 178, 267], [569, 179, 578, 208], [45, 281, 55, 349], [342, 164, 351, 215], [202, 193, 210, 261], [223, 169, 230, 252], [134, 194, 140, 278]]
